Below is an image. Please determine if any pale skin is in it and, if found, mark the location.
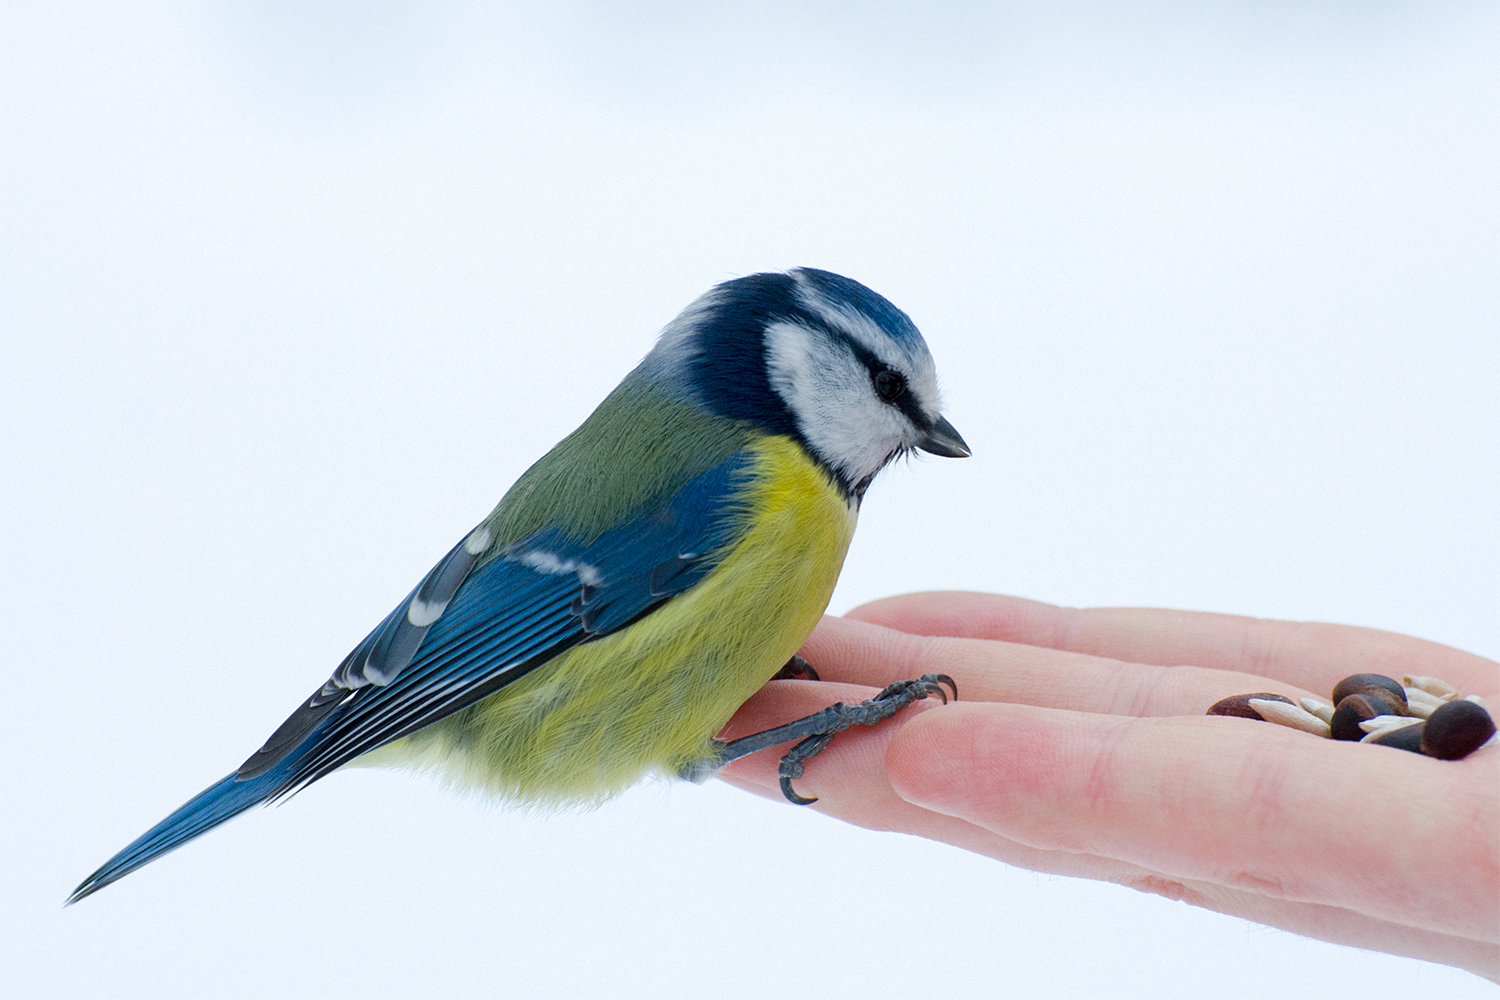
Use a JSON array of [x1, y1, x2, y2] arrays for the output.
[[717, 591, 1500, 981]]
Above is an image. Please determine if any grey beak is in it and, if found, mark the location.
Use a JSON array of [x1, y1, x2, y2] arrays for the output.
[[917, 416, 971, 458]]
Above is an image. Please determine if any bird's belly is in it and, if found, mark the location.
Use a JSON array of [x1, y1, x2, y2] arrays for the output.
[[364, 436, 859, 806]]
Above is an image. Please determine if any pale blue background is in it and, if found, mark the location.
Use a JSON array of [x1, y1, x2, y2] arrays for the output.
[[3, 3, 1496, 996]]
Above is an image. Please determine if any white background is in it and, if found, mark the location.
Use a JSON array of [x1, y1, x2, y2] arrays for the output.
[[3, 3, 1496, 996]]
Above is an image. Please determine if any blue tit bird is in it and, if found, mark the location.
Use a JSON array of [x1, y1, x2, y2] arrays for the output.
[[69, 267, 969, 903]]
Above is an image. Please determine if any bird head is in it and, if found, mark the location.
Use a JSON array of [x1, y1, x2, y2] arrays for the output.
[[646, 268, 969, 498]]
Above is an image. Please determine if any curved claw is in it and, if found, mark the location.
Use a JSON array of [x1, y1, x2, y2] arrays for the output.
[[778, 731, 834, 805], [779, 774, 818, 805], [918, 681, 949, 705], [924, 673, 958, 703], [778, 754, 818, 805]]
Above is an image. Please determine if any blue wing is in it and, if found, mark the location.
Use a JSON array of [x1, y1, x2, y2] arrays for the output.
[[248, 447, 754, 793], [69, 450, 752, 903]]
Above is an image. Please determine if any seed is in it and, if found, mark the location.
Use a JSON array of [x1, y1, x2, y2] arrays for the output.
[[1420, 699, 1496, 760], [1365, 721, 1425, 754], [1330, 693, 1387, 741], [1247, 699, 1332, 737], [1207, 693, 1293, 721], [1359, 714, 1421, 735], [1403, 676, 1459, 700], [1332, 674, 1408, 712], [1299, 697, 1335, 724], [1403, 687, 1444, 718]]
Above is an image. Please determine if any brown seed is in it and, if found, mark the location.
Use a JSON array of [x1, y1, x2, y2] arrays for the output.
[[1331, 674, 1408, 713], [1330, 694, 1387, 741], [1421, 699, 1497, 760], [1207, 693, 1294, 720], [1366, 721, 1426, 754]]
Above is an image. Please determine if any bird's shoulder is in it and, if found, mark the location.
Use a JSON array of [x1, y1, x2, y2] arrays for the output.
[[483, 374, 759, 550]]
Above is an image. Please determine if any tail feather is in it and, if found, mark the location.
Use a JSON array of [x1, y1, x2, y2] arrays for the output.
[[67, 764, 289, 904]]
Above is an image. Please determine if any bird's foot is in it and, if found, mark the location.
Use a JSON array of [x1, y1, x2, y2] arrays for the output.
[[682, 672, 957, 803]]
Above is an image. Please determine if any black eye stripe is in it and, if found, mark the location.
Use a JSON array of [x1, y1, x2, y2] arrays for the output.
[[800, 318, 910, 400], [813, 323, 930, 427], [765, 308, 933, 444]]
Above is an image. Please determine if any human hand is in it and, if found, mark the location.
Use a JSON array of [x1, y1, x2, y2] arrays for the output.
[[717, 592, 1499, 981]]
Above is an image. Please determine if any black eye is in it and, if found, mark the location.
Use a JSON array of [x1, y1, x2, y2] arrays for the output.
[[873, 368, 906, 403]]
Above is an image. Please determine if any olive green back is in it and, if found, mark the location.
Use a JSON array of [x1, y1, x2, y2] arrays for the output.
[[480, 369, 755, 553]]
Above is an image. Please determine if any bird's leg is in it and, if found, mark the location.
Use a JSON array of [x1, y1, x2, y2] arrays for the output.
[[680, 671, 957, 804]]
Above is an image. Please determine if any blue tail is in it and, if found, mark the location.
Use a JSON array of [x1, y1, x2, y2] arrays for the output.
[[67, 761, 293, 904]]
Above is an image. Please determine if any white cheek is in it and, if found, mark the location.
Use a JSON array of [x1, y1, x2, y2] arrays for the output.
[[806, 390, 906, 485], [765, 321, 912, 485]]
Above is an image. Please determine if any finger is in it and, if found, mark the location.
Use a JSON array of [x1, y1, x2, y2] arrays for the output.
[[846, 592, 1498, 697], [798, 615, 1322, 718], [719, 683, 1500, 978], [884, 700, 1500, 943], [717, 680, 1184, 884], [1160, 877, 1499, 980]]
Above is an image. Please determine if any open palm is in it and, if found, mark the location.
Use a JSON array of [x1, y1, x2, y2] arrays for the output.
[[720, 591, 1499, 981]]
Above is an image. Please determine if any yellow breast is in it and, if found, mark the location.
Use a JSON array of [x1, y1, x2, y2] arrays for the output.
[[359, 435, 859, 806]]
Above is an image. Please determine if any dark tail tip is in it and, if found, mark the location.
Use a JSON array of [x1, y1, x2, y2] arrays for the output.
[[67, 769, 278, 904]]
